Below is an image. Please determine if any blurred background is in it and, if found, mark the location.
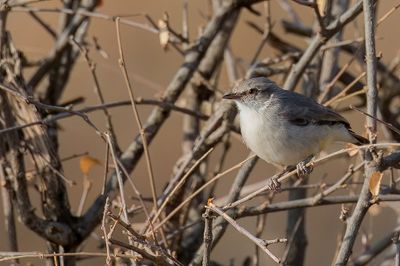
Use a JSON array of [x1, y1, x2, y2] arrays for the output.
[[1, 0, 400, 265]]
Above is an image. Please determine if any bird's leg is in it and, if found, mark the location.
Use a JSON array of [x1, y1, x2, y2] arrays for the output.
[[266, 175, 281, 192], [266, 158, 314, 192], [264, 166, 292, 193], [295, 155, 314, 179]]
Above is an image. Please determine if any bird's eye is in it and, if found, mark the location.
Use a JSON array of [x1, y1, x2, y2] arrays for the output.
[[290, 118, 309, 126], [249, 88, 257, 94]]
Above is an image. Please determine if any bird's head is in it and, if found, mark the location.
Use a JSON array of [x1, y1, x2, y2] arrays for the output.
[[223, 77, 278, 111]]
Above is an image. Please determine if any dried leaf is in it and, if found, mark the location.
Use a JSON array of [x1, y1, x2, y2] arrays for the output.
[[158, 20, 169, 50], [369, 171, 383, 197], [346, 143, 359, 157], [207, 198, 214, 206], [339, 205, 350, 222], [80, 155, 102, 176], [316, 0, 327, 16]]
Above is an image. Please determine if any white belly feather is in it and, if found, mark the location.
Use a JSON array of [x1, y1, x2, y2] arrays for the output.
[[237, 103, 350, 166]]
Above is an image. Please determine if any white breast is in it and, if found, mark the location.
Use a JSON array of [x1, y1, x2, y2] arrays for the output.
[[237, 103, 321, 166]]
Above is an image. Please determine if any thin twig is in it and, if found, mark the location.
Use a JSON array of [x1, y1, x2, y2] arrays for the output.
[[70, 37, 118, 147], [11, 6, 159, 33], [283, 0, 369, 91], [318, 56, 358, 103], [207, 201, 285, 264], [0, 251, 137, 262], [115, 17, 169, 245], [324, 72, 366, 107], [224, 143, 400, 210], [114, 157, 159, 244], [350, 105, 400, 136], [150, 148, 214, 229], [76, 176, 92, 216], [107, 213, 183, 266], [102, 142, 110, 195], [0, 98, 208, 136], [237, 194, 400, 218], [0, 84, 104, 137], [101, 197, 112, 265], [104, 132, 129, 224], [190, 153, 258, 265], [152, 155, 257, 233], [115, 17, 158, 211], [311, 162, 365, 204]]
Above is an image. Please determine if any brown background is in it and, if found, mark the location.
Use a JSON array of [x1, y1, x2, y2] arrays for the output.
[[1, 0, 400, 265]]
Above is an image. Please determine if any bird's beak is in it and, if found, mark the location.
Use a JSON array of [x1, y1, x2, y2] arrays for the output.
[[223, 92, 241, 100]]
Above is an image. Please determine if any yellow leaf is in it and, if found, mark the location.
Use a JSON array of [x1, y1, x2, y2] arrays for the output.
[[346, 143, 359, 157], [316, 0, 327, 16], [80, 155, 102, 176], [207, 198, 214, 206], [369, 171, 383, 197]]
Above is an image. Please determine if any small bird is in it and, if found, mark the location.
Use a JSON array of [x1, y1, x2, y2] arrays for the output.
[[223, 77, 368, 171]]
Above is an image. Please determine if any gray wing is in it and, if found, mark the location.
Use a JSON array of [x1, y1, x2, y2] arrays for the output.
[[275, 90, 350, 127], [271, 89, 369, 144]]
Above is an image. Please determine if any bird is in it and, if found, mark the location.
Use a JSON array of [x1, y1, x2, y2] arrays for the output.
[[223, 77, 368, 173]]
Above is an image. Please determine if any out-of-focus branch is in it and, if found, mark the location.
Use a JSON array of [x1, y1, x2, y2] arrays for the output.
[[350, 225, 400, 266], [246, 23, 366, 96], [0, 166, 18, 256], [206, 202, 284, 264], [237, 194, 400, 217], [0, 98, 209, 136], [381, 151, 400, 170], [0, 2, 18, 258], [79, 0, 249, 242], [283, 0, 372, 91], [318, 0, 349, 101], [28, 0, 98, 92], [190, 154, 258, 265], [281, 10, 400, 138], [146, 5, 241, 250]]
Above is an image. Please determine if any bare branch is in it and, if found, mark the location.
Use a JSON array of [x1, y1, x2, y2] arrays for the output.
[[335, 0, 378, 264], [202, 209, 213, 266], [207, 201, 285, 264]]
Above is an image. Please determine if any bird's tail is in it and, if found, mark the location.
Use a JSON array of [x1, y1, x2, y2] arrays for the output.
[[349, 129, 369, 145]]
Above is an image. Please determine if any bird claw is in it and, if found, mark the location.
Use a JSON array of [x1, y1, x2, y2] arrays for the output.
[[267, 177, 281, 192], [296, 159, 314, 179]]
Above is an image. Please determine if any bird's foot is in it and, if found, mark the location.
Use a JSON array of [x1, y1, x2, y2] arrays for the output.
[[296, 156, 314, 179], [267, 176, 281, 192]]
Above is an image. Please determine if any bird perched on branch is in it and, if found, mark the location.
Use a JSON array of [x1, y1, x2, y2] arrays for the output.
[[223, 77, 368, 176]]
